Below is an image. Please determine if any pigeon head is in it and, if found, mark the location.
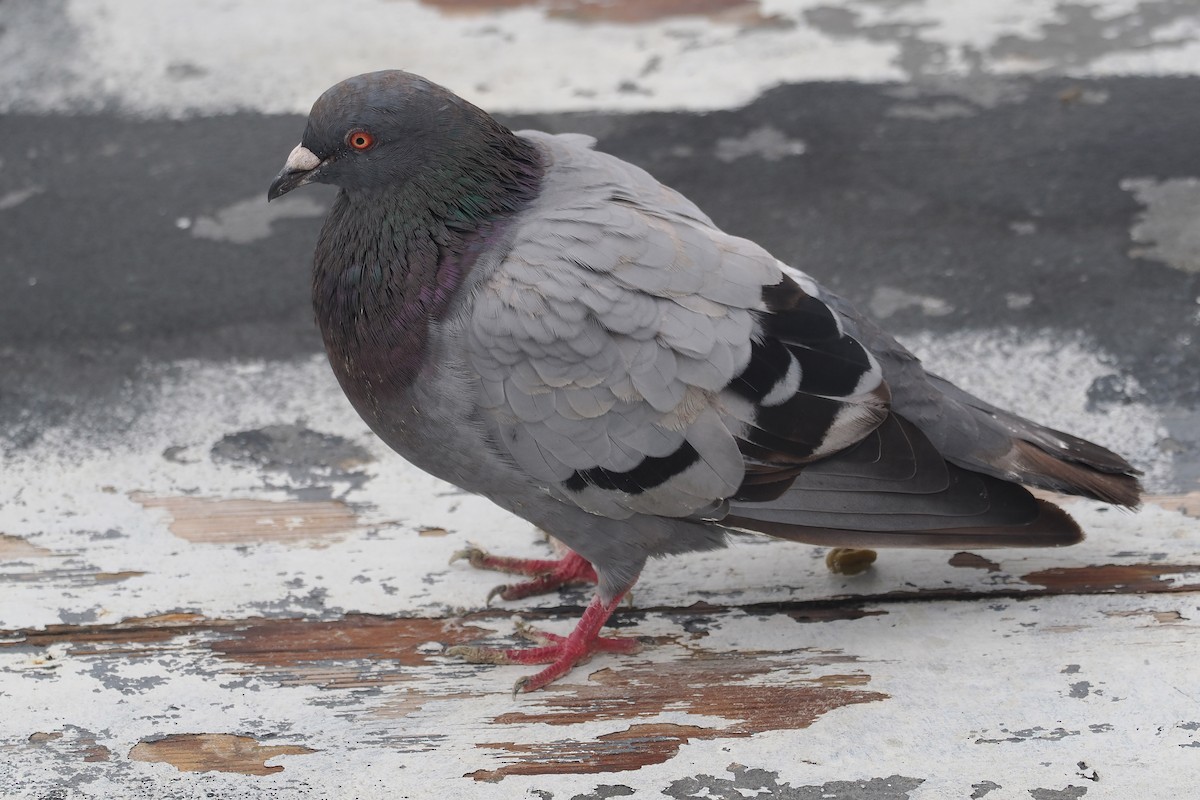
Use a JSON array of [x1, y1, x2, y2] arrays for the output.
[[269, 70, 538, 202]]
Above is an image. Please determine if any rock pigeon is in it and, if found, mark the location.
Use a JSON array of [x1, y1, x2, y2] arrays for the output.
[[269, 70, 1141, 692]]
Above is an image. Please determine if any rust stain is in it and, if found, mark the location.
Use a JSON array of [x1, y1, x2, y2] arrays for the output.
[[92, 571, 145, 582], [129, 733, 316, 775], [134, 494, 364, 545], [1104, 608, 1187, 623], [1022, 563, 1200, 593], [471, 653, 885, 780], [418, 527, 449, 537], [210, 614, 490, 689], [1148, 491, 1200, 518], [418, 0, 780, 27], [0, 533, 54, 560], [949, 552, 1002, 572], [470, 723, 713, 782], [3, 613, 211, 653], [785, 606, 886, 624]]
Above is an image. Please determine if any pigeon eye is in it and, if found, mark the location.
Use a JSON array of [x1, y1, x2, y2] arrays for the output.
[[347, 131, 375, 151]]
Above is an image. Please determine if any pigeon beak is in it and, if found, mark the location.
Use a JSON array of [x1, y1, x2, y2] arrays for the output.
[[268, 144, 323, 201]]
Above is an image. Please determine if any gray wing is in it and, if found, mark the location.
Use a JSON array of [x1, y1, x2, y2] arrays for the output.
[[469, 133, 1130, 549], [468, 134, 888, 522]]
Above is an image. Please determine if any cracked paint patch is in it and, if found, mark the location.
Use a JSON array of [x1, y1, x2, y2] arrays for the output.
[[1021, 563, 1200, 593], [27, 726, 112, 764], [1122, 177, 1200, 273], [971, 781, 1002, 799], [974, 725, 1081, 744], [989, 0, 1199, 72], [210, 424, 373, 491], [128, 733, 317, 775], [664, 765, 923, 800], [210, 614, 490, 688], [7, 1, 1199, 119], [470, 653, 885, 780], [1028, 786, 1088, 800], [188, 194, 326, 244], [417, 0, 777, 26]]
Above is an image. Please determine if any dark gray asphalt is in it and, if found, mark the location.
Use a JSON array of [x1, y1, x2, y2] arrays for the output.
[[2, 76, 1197, 468]]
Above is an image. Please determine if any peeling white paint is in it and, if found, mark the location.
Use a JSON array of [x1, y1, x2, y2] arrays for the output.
[[1, 0, 1198, 117], [1, 346, 1196, 796]]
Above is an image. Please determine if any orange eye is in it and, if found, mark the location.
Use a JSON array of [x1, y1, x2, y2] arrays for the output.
[[347, 130, 374, 150]]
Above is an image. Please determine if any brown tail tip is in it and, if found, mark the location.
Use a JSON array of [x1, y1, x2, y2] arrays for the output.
[[1013, 440, 1143, 508]]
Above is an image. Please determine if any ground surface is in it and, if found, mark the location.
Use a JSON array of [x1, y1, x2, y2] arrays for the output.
[[1, 1, 1198, 798]]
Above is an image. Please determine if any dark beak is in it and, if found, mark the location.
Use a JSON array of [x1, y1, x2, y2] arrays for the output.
[[267, 144, 323, 202]]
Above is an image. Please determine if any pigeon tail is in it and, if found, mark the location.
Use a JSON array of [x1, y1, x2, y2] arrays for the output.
[[723, 414, 1087, 550], [912, 373, 1143, 508], [1003, 431, 1142, 508], [726, 497, 1082, 550]]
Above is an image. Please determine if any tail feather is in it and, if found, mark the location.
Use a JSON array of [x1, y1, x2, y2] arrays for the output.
[[919, 373, 1143, 508], [724, 415, 1086, 549], [726, 498, 1082, 549], [1008, 438, 1142, 507]]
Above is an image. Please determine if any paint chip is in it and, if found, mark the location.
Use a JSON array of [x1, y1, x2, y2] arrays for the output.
[[1121, 177, 1200, 273], [191, 194, 327, 244], [134, 494, 365, 546], [1022, 563, 1200, 593], [949, 552, 1002, 572], [471, 653, 884, 779], [129, 733, 316, 775], [715, 125, 806, 162], [418, 0, 773, 26], [0, 534, 54, 560]]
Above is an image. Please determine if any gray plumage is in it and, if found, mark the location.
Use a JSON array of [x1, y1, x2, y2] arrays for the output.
[[270, 70, 1141, 607]]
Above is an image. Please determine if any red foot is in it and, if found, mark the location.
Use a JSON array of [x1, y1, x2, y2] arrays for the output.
[[447, 592, 639, 693], [450, 546, 598, 602]]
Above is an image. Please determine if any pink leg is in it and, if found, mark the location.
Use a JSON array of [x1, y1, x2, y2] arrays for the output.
[[450, 546, 598, 602], [447, 591, 640, 693]]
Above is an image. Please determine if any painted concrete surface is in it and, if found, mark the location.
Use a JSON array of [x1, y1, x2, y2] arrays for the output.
[[2, 1, 1200, 798]]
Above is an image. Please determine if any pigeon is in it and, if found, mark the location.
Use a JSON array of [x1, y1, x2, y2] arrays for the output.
[[269, 70, 1141, 693]]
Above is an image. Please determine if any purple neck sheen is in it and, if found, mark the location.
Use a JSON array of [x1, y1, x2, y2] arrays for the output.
[[311, 136, 543, 413]]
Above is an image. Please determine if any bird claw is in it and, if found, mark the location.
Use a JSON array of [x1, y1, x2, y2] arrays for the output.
[[445, 592, 639, 692], [450, 546, 599, 603], [513, 620, 564, 646], [449, 546, 487, 568], [485, 584, 508, 607]]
